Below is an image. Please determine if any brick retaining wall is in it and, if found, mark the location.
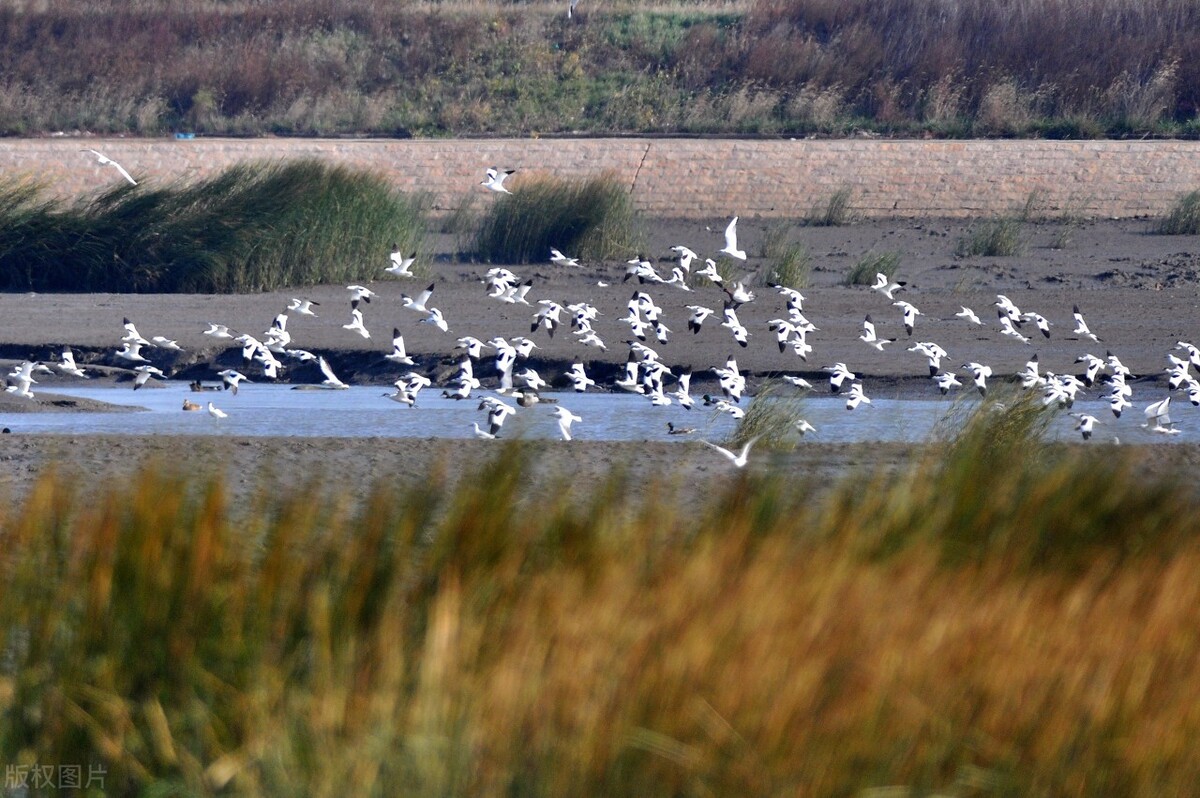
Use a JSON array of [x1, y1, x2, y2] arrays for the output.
[[4, 137, 1200, 219]]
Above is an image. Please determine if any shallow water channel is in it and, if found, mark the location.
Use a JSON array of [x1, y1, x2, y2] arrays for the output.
[[2, 383, 1194, 445]]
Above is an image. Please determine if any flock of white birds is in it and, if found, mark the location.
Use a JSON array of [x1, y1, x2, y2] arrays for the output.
[[5, 154, 1197, 466]]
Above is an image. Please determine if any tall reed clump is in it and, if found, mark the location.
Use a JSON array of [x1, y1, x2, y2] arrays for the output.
[[5, 431, 1200, 796], [805, 186, 854, 226], [834, 388, 1192, 570], [726, 380, 808, 450], [0, 160, 426, 293], [955, 213, 1025, 256], [844, 249, 901, 286], [440, 191, 482, 257], [472, 172, 642, 264], [1154, 189, 1200, 234], [758, 222, 811, 289], [955, 195, 1035, 257]]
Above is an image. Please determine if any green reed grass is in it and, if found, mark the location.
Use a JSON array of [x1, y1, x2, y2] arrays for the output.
[[805, 186, 855, 227], [953, 196, 1036, 257], [472, 172, 642, 264], [5, 418, 1200, 796], [845, 249, 901, 286], [0, 160, 426, 293], [441, 191, 482, 257], [758, 222, 811, 289], [726, 380, 807, 450], [1154, 189, 1200, 234], [955, 214, 1025, 257]]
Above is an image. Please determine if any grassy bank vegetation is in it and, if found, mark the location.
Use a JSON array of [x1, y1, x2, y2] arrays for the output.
[[0, 160, 426, 292], [3, 399, 1200, 795], [473, 172, 643, 263], [0, 0, 1197, 139]]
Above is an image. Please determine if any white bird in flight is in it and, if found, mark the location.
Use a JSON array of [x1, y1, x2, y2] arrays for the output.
[[782, 375, 813, 391], [872, 272, 906, 300], [860, 315, 895, 351], [1143, 396, 1178, 433], [386, 328, 415, 365], [218, 368, 250, 395], [670, 245, 698, 272], [550, 248, 579, 267], [565, 362, 596, 392], [695, 259, 724, 286], [1072, 304, 1101, 342], [481, 167, 515, 194], [719, 216, 747, 260], [343, 307, 371, 339], [204, 322, 236, 339], [5, 363, 37, 399], [700, 436, 758, 468], [893, 300, 921, 336], [956, 306, 983, 325], [347, 284, 376, 306], [553, 406, 582, 440], [132, 365, 165, 390], [1022, 312, 1052, 339], [83, 148, 137, 185], [1072, 413, 1100, 440], [963, 362, 993, 395], [421, 307, 450, 333], [57, 348, 88, 378], [122, 317, 150, 345], [933, 371, 962, 394], [288, 298, 319, 316], [401, 283, 436, 314], [824, 362, 856, 393], [318, 356, 349, 389], [387, 247, 417, 277], [114, 341, 149, 363], [844, 381, 871, 410], [151, 335, 183, 351]]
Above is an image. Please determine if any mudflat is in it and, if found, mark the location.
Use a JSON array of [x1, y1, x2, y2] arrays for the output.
[[1, 215, 1198, 502]]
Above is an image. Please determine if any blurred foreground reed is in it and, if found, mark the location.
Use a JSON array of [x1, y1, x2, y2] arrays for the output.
[[2, 401, 1199, 796]]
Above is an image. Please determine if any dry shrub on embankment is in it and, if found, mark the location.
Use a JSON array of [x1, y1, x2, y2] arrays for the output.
[[739, 0, 1200, 137], [3, 398, 1200, 795], [0, 0, 1197, 137]]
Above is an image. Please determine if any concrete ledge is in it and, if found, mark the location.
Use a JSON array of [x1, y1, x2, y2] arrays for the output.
[[5, 137, 1200, 219]]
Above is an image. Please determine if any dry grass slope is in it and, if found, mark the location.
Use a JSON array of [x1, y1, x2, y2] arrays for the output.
[[0, 0, 1197, 137]]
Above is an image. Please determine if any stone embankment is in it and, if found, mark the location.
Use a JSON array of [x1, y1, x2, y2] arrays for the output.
[[4, 136, 1200, 219]]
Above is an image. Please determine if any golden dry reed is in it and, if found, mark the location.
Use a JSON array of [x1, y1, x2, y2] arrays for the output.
[[2, 413, 1200, 795]]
